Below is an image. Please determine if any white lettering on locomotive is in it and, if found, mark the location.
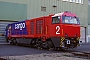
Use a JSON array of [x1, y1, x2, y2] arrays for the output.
[[56, 26, 60, 34], [15, 23, 25, 30]]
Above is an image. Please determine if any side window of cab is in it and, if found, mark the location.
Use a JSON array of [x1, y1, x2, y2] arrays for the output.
[[52, 16, 60, 24]]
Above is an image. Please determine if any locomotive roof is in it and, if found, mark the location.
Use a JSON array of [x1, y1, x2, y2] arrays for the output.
[[52, 12, 64, 17], [52, 11, 77, 17]]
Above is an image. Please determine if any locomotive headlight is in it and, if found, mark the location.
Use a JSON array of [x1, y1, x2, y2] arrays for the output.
[[67, 40, 70, 44]]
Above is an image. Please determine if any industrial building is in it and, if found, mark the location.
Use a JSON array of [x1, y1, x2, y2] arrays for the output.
[[0, 0, 88, 43], [88, 0, 90, 42]]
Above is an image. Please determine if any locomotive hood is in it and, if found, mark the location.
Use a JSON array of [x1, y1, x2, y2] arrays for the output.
[[62, 24, 80, 37]]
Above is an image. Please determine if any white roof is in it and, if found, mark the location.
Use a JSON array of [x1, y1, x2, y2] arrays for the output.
[[52, 12, 64, 17]]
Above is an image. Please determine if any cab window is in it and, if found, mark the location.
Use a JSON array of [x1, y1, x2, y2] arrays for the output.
[[52, 16, 60, 24], [62, 16, 80, 24]]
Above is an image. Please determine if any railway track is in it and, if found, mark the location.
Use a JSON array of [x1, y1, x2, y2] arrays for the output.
[[71, 51, 90, 58], [61, 49, 90, 59]]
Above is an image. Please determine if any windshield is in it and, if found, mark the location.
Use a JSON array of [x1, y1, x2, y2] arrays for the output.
[[62, 16, 80, 24], [52, 16, 60, 24]]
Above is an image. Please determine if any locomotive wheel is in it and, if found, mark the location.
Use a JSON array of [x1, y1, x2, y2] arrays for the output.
[[13, 40, 18, 45], [47, 40, 54, 51], [36, 39, 42, 49], [10, 40, 13, 45], [30, 39, 36, 47], [10, 38, 14, 45], [10, 39, 18, 45], [42, 41, 48, 49]]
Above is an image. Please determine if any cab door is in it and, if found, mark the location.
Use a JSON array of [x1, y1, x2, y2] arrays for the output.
[[48, 16, 62, 47], [49, 16, 62, 37]]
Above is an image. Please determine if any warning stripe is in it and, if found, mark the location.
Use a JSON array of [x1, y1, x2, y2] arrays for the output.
[[77, 37, 80, 40], [60, 37, 65, 47]]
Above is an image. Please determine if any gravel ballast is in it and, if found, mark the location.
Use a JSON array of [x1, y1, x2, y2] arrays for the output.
[[0, 53, 89, 60]]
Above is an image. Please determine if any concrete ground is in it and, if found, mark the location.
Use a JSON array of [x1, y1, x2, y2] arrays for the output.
[[0, 44, 58, 57], [70, 42, 90, 53], [0, 43, 90, 60], [0, 42, 90, 57]]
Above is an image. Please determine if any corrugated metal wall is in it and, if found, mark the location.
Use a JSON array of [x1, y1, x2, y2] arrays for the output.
[[88, 5, 90, 24], [0, 1, 27, 20], [88, 25, 90, 42], [0, 21, 16, 44], [88, 5, 90, 42], [80, 27, 86, 43]]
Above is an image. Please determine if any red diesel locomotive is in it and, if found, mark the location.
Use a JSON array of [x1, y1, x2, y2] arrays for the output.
[[5, 11, 80, 50]]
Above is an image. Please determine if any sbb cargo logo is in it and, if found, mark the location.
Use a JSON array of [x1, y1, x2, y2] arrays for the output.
[[15, 23, 25, 30]]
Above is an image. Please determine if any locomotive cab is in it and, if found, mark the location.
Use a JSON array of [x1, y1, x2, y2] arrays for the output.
[[62, 15, 80, 37], [50, 12, 80, 49]]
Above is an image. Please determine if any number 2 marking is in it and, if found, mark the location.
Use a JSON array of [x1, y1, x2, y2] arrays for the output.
[[56, 26, 60, 34]]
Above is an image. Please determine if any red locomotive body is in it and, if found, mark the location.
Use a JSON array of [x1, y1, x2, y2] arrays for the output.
[[6, 11, 80, 50]]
